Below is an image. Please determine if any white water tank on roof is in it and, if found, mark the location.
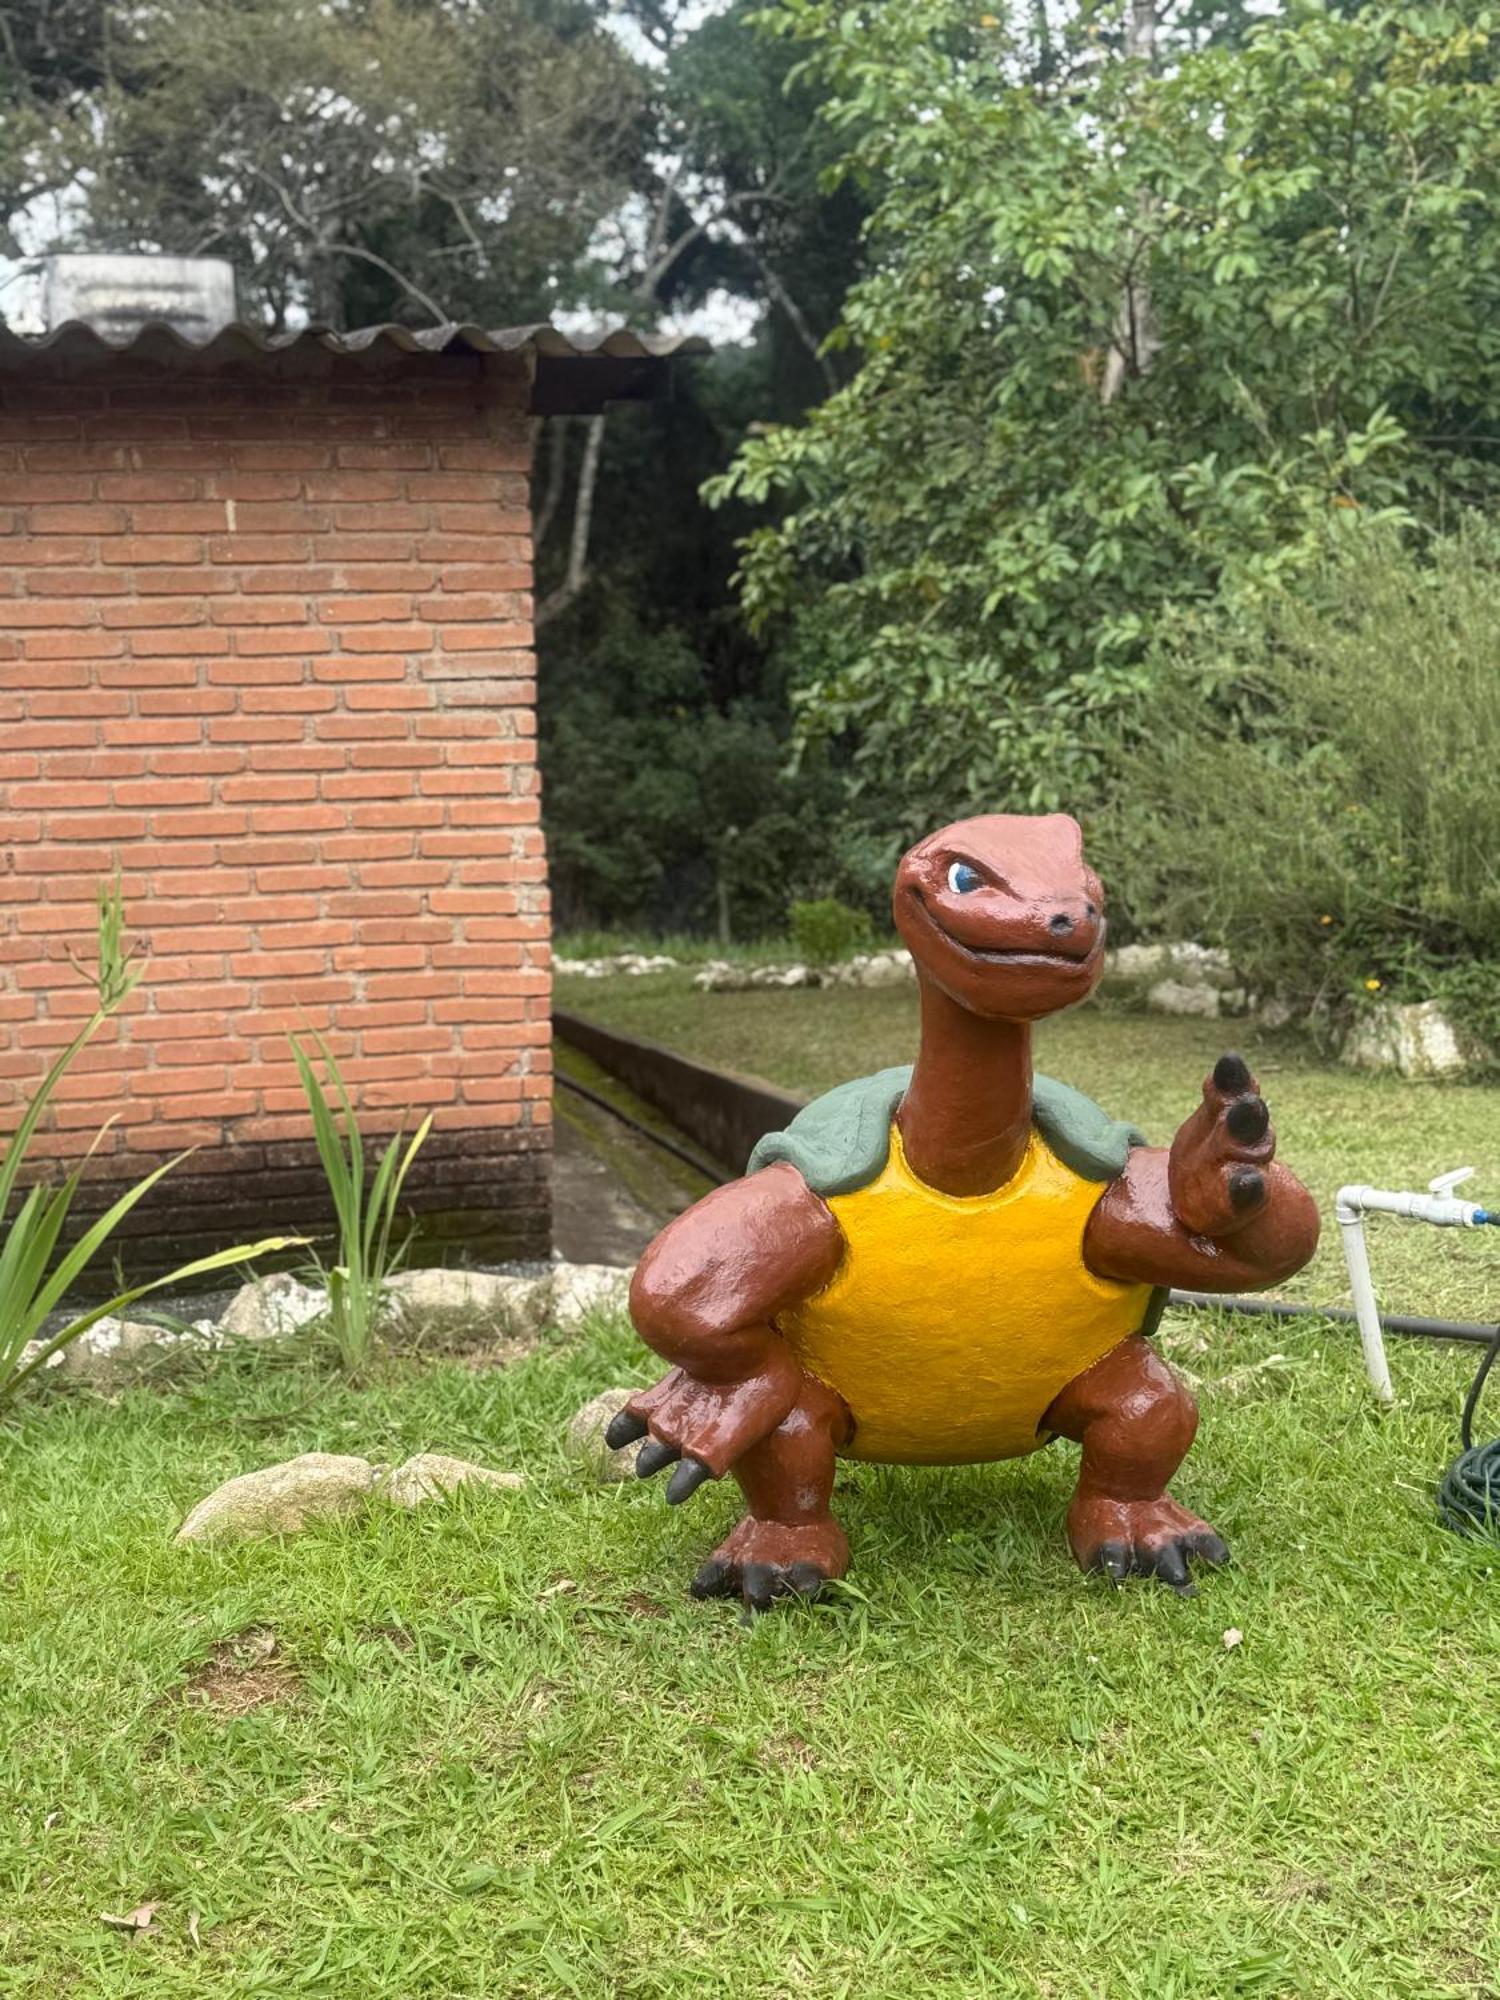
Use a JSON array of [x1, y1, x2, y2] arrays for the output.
[[39, 254, 237, 341]]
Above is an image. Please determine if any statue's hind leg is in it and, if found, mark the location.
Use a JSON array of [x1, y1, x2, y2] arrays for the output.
[[1044, 1335, 1228, 1595], [689, 1375, 853, 1611]]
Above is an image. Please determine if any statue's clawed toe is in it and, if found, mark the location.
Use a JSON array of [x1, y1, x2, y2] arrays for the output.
[[690, 1515, 849, 1612], [1069, 1493, 1230, 1596]]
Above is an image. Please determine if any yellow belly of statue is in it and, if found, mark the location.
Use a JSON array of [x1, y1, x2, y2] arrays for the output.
[[776, 1126, 1153, 1465]]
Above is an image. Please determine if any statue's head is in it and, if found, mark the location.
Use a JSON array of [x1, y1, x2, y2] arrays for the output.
[[892, 813, 1106, 1023]]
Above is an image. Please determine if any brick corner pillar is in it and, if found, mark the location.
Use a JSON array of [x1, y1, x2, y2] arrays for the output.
[[0, 342, 552, 1270]]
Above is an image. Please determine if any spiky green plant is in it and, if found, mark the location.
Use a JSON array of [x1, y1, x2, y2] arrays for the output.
[[0, 882, 295, 1404], [289, 1030, 433, 1378]]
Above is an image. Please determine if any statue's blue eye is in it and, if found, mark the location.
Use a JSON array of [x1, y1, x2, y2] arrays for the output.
[[947, 860, 983, 894]]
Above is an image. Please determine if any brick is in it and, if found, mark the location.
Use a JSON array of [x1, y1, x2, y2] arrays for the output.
[[312, 657, 408, 684], [112, 779, 215, 809], [131, 565, 235, 595], [207, 659, 308, 688], [229, 503, 331, 534], [25, 566, 129, 596], [241, 686, 334, 714], [334, 443, 431, 469], [438, 442, 531, 472], [437, 622, 532, 652], [208, 534, 310, 565], [95, 662, 199, 691], [209, 596, 309, 626], [147, 808, 248, 839], [27, 503, 127, 534], [96, 474, 203, 502], [136, 688, 236, 717], [320, 534, 416, 564], [230, 443, 335, 469], [100, 536, 205, 566], [218, 774, 320, 805], [343, 684, 427, 712], [320, 772, 412, 802], [337, 623, 433, 653], [232, 629, 333, 658], [101, 598, 208, 629], [350, 744, 442, 771], [127, 503, 229, 533], [21, 537, 104, 567], [417, 591, 528, 623], [123, 627, 224, 657], [205, 472, 302, 501], [315, 594, 414, 625], [44, 810, 147, 842]]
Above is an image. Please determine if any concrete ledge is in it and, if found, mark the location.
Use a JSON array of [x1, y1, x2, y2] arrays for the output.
[[553, 1009, 802, 1176]]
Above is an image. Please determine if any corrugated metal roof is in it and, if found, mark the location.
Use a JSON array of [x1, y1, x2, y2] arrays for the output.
[[0, 318, 709, 364]]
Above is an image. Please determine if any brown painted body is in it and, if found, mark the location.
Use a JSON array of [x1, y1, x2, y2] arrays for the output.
[[618, 814, 1320, 1608]]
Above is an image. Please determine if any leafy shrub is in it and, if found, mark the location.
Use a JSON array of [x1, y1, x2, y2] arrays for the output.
[[1097, 524, 1500, 1042], [0, 884, 291, 1403], [290, 1030, 432, 1378], [790, 896, 874, 964]]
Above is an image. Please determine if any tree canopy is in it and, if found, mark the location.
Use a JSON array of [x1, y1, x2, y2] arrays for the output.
[[711, 1, 1500, 839]]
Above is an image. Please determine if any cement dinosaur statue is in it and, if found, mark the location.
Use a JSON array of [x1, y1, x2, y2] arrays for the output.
[[607, 814, 1320, 1609]]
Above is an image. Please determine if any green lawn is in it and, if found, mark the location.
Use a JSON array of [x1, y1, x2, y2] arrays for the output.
[[7, 979, 1500, 1996], [3, 1313, 1500, 1997], [554, 970, 1500, 1326]]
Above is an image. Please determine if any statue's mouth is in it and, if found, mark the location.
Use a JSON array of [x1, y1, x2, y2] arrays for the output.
[[910, 886, 1100, 972]]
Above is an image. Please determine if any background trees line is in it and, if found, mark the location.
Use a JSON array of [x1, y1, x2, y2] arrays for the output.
[[7, 2, 1500, 1018]]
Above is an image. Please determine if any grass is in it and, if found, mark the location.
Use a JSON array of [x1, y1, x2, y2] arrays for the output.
[[552, 970, 1500, 1326], [3, 1308, 1500, 1997]]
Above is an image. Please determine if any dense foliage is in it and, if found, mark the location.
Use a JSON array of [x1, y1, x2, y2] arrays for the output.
[[711, 2, 1500, 840], [1098, 523, 1500, 1040]]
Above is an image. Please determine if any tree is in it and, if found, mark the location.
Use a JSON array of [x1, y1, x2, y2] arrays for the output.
[[709, 2, 1500, 840], [1, 0, 647, 327]]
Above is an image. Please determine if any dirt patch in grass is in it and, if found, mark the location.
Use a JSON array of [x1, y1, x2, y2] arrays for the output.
[[357, 1622, 416, 1651], [176, 1626, 299, 1717]]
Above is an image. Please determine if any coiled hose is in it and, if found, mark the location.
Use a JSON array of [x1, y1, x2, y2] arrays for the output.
[[1437, 1325, 1500, 1537]]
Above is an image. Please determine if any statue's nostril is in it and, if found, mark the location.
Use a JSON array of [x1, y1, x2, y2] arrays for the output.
[[1085, 902, 1098, 921], [1049, 912, 1075, 936]]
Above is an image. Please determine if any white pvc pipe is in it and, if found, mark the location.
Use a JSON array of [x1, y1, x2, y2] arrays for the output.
[[1334, 1173, 1495, 1405], [1336, 1204, 1395, 1405]]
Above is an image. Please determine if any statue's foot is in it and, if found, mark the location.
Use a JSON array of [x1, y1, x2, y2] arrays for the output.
[[690, 1514, 849, 1612], [1067, 1493, 1229, 1595]]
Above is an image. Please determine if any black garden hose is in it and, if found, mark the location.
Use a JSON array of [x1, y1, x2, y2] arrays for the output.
[[1437, 1324, 1500, 1538]]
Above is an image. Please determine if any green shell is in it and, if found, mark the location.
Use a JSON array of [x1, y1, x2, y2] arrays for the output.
[[746, 1064, 1145, 1197]]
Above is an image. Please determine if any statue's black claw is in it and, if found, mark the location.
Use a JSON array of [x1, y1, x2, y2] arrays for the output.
[[690, 1557, 735, 1600], [1213, 1052, 1252, 1094], [1226, 1095, 1270, 1144], [665, 1456, 714, 1506], [635, 1438, 681, 1479], [784, 1562, 827, 1600], [1094, 1543, 1130, 1585], [741, 1562, 780, 1611], [604, 1409, 649, 1450], [1229, 1166, 1266, 1212], [1151, 1545, 1195, 1594], [1189, 1530, 1231, 1567]]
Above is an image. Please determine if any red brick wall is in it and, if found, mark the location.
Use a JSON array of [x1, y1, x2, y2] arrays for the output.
[[0, 345, 551, 1265]]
